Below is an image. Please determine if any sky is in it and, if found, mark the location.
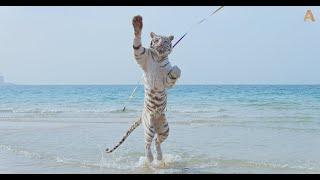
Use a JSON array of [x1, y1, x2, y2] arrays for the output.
[[0, 6, 319, 85]]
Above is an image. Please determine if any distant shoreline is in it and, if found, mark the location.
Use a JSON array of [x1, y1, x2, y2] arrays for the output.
[[0, 83, 15, 86]]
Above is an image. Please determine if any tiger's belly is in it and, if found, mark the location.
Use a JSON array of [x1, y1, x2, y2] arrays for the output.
[[143, 87, 167, 117]]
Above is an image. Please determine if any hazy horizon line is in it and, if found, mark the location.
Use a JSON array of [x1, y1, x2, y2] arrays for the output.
[[3, 83, 320, 86]]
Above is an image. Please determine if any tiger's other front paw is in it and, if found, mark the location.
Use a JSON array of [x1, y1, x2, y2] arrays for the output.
[[132, 15, 143, 36], [169, 65, 181, 79]]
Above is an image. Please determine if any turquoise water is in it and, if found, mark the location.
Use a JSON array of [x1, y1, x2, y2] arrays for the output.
[[1, 85, 320, 173]]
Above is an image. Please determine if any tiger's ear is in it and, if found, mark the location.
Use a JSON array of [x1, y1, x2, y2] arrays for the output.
[[169, 35, 174, 41], [150, 32, 156, 38]]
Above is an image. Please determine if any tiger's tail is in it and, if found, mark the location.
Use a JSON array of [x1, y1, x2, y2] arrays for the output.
[[105, 117, 142, 153]]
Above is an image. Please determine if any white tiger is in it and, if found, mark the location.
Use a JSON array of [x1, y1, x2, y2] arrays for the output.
[[106, 15, 181, 163]]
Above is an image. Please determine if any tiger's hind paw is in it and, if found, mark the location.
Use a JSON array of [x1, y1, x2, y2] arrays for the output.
[[147, 152, 154, 163], [157, 153, 163, 161]]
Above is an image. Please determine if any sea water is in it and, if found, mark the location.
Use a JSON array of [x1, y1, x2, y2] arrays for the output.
[[0, 85, 320, 173]]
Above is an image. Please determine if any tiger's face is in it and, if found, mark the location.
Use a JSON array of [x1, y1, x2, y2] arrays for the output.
[[150, 32, 174, 59]]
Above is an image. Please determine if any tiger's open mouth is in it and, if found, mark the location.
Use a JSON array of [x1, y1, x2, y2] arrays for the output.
[[154, 46, 171, 57]]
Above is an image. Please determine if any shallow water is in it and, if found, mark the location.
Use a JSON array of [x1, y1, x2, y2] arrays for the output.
[[0, 85, 320, 173]]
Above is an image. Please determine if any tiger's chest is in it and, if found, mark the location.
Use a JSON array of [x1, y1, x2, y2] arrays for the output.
[[144, 56, 172, 90]]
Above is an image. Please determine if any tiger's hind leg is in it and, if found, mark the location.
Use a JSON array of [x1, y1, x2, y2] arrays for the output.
[[155, 116, 169, 161], [143, 119, 156, 163]]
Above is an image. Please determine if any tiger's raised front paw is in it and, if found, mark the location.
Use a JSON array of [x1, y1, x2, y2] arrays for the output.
[[132, 15, 143, 36]]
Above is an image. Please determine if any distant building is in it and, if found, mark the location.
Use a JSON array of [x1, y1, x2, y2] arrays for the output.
[[0, 74, 14, 85], [0, 74, 4, 84]]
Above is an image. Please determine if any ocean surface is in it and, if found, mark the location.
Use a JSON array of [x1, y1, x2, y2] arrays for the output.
[[0, 85, 320, 174]]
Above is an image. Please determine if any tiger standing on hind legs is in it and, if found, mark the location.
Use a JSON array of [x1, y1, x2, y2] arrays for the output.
[[105, 15, 181, 163]]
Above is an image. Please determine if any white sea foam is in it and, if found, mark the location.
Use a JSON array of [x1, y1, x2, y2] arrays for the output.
[[135, 154, 183, 171], [0, 144, 43, 159]]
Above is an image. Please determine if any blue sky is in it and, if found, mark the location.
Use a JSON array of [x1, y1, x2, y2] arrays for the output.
[[0, 6, 319, 85]]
